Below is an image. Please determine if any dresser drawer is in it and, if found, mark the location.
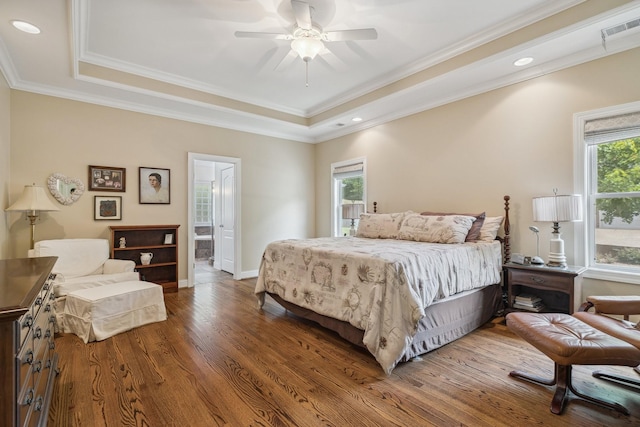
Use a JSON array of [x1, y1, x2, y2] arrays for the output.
[[508, 269, 571, 292]]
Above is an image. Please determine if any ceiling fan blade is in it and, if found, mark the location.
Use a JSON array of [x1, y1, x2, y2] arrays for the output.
[[291, 0, 312, 30], [235, 31, 290, 40], [324, 28, 378, 42], [274, 49, 298, 71]]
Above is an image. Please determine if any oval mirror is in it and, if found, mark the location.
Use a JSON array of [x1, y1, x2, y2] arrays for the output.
[[47, 173, 85, 205]]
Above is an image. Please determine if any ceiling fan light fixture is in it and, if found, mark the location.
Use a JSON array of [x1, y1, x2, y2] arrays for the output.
[[291, 37, 324, 61]]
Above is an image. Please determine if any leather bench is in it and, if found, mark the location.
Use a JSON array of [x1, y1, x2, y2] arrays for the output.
[[506, 312, 640, 415]]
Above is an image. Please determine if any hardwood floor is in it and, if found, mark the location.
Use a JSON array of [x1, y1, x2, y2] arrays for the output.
[[49, 275, 640, 426]]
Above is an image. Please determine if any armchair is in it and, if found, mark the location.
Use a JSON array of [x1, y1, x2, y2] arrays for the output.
[[574, 295, 640, 388], [30, 239, 139, 330]]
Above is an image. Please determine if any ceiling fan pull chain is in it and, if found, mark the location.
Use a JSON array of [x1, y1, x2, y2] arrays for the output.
[[305, 61, 309, 87]]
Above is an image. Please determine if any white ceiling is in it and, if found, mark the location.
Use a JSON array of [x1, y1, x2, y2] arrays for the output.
[[1, 0, 640, 143]]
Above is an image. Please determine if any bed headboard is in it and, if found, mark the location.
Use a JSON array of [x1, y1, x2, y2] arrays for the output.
[[371, 195, 511, 263]]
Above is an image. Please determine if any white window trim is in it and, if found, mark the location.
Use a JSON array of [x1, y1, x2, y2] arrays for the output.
[[574, 100, 640, 285], [331, 157, 366, 237]]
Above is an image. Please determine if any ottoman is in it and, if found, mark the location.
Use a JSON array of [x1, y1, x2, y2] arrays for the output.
[[63, 280, 167, 343], [506, 312, 640, 415]]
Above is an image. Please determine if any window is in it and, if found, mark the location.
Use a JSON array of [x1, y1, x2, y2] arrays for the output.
[[578, 106, 640, 283], [194, 180, 213, 225], [331, 158, 366, 237]]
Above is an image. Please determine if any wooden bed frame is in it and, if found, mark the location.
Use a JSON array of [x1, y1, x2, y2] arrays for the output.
[[261, 195, 511, 369]]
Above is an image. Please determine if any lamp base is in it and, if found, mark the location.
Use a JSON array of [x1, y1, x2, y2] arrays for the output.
[[547, 225, 567, 268]]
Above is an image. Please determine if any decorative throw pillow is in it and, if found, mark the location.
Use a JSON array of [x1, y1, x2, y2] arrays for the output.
[[356, 211, 412, 239], [420, 211, 486, 242], [398, 214, 476, 244], [478, 216, 504, 242]]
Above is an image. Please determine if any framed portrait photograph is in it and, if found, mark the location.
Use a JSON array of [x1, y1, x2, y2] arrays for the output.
[[89, 165, 126, 192], [94, 196, 122, 220], [139, 167, 170, 204], [164, 233, 174, 244]]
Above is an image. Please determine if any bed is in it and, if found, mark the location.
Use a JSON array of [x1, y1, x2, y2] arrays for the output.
[[255, 196, 511, 374]]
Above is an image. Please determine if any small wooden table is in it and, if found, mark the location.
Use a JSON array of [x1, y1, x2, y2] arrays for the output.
[[504, 263, 586, 314]]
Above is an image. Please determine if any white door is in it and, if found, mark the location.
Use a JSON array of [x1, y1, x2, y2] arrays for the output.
[[220, 166, 235, 273]]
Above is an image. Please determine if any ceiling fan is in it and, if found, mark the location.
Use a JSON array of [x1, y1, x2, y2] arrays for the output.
[[234, 0, 378, 85]]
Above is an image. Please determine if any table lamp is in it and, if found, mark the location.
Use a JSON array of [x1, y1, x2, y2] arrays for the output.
[[532, 190, 582, 267], [342, 203, 364, 236]]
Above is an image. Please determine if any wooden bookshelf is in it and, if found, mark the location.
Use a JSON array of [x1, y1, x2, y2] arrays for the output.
[[109, 225, 180, 293]]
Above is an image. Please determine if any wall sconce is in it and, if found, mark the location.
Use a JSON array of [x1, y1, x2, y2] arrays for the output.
[[5, 184, 60, 249], [532, 190, 583, 267], [341, 203, 364, 236]]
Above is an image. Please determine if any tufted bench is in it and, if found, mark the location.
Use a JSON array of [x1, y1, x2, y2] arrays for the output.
[[62, 280, 167, 343], [506, 312, 640, 415]]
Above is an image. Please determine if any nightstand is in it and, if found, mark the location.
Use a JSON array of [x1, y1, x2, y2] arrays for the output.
[[504, 263, 586, 314]]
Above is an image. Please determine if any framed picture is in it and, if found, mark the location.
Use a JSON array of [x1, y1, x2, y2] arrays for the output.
[[89, 165, 126, 192], [164, 234, 174, 244], [94, 196, 122, 220], [139, 167, 171, 204]]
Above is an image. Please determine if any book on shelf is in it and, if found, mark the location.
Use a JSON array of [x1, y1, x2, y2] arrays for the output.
[[512, 302, 546, 312], [512, 294, 546, 312]]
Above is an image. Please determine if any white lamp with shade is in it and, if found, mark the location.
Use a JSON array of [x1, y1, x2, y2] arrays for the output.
[[532, 190, 583, 268], [342, 203, 364, 236], [5, 184, 60, 249]]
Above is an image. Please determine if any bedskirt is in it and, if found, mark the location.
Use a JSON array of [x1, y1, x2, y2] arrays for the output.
[[266, 283, 502, 366]]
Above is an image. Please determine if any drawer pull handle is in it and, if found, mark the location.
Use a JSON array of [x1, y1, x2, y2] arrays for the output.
[[34, 396, 44, 411], [23, 388, 34, 405], [45, 303, 52, 312], [530, 276, 546, 284], [43, 282, 50, 290], [34, 326, 42, 339], [33, 360, 43, 373], [22, 314, 33, 329], [23, 350, 34, 365], [35, 296, 43, 306], [49, 341, 56, 350]]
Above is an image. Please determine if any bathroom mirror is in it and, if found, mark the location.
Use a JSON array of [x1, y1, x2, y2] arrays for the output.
[[47, 173, 85, 205]]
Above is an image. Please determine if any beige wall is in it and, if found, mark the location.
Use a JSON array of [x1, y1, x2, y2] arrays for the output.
[[4, 47, 640, 298], [8, 92, 315, 278], [315, 47, 640, 298], [0, 72, 9, 259]]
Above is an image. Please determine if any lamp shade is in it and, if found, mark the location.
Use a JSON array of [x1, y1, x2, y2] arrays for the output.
[[6, 184, 60, 213], [532, 194, 582, 223], [291, 37, 324, 61], [342, 203, 364, 220]]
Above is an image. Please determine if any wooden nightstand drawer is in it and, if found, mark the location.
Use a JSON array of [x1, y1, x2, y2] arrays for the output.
[[508, 269, 568, 291]]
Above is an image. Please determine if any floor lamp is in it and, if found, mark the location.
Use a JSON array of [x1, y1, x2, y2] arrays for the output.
[[5, 184, 60, 249], [532, 191, 583, 267]]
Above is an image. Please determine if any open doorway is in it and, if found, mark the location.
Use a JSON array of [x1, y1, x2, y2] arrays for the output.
[[187, 153, 241, 287]]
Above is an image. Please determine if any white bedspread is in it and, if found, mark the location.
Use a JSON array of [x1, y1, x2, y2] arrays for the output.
[[255, 237, 502, 373]]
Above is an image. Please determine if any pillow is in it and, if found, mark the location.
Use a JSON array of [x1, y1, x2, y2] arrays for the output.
[[478, 216, 504, 242], [420, 211, 486, 242], [356, 211, 412, 239], [398, 214, 476, 244]]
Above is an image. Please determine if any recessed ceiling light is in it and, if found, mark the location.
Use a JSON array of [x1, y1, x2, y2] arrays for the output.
[[513, 57, 533, 67], [11, 20, 41, 34], [352, 117, 363, 122]]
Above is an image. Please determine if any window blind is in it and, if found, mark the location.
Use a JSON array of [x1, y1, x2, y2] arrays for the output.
[[332, 162, 363, 179], [585, 111, 640, 144]]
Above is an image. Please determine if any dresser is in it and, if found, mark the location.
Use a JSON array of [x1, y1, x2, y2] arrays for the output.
[[0, 257, 59, 427]]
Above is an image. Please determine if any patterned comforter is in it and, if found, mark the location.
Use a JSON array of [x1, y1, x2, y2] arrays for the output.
[[255, 237, 502, 374]]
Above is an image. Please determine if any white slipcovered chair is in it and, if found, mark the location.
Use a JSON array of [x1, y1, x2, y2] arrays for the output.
[[29, 239, 139, 331]]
